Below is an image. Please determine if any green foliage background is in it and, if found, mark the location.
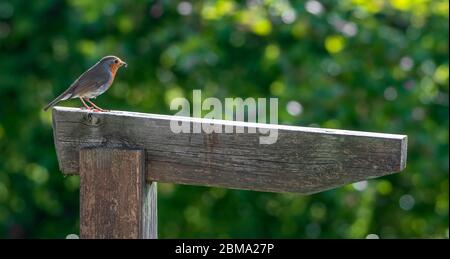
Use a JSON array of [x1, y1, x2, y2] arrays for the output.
[[0, 0, 448, 238]]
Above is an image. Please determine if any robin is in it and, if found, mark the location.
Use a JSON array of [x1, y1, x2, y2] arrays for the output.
[[43, 55, 127, 112]]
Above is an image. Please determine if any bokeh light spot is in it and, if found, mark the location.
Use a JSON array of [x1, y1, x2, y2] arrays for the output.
[[400, 56, 414, 71], [178, 1, 193, 16], [325, 35, 345, 54], [305, 0, 324, 15], [66, 234, 79, 239], [377, 180, 392, 195], [353, 181, 368, 191], [264, 44, 280, 61], [433, 64, 449, 84], [286, 101, 303, 116], [366, 233, 380, 239], [252, 19, 272, 36], [281, 9, 296, 24], [270, 81, 285, 96], [411, 107, 425, 121], [164, 86, 185, 106], [384, 87, 398, 101], [76, 40, 96, 57], [25, 164, 49, 185], [399, 194, 415, 211]]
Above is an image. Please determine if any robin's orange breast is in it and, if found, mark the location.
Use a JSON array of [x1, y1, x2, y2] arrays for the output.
[[109, 63, 121, 79]]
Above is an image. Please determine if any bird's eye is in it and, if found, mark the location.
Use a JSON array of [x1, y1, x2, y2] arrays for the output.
[[114, 59, 119, 64]]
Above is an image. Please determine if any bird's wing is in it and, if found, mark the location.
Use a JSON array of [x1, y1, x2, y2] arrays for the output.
[[69, 66, 110, 97], [43, 64, 110, 111]]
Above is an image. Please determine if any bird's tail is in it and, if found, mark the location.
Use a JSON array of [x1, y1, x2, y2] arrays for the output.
[[43, 91, 72, 111]]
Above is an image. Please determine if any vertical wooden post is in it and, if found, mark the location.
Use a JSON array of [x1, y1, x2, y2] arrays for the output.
[[79, 148, 157, 239], [142, 181, 157, 239]]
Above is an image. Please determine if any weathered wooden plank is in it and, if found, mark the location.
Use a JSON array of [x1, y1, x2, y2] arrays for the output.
[[53, 107, 407, 194], [142, 181, 157, 239], [79, 148, 157, 239]]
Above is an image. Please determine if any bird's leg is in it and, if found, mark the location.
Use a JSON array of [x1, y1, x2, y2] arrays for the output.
[[86, 99, 109, 112], [79, 97, 93, 110]]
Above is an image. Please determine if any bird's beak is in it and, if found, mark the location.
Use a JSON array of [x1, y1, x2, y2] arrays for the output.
[[121, 61, 127, 68]]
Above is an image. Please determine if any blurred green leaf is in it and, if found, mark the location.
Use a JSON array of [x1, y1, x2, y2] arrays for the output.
[[0, 0, 448, 238]]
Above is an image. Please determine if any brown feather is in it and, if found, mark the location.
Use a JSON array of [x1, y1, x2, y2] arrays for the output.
[[43, 59, 110, 111], [70, 65, 110, 97]]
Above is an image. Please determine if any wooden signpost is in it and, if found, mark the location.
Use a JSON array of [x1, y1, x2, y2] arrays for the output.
[[51, 107, 407, 239]]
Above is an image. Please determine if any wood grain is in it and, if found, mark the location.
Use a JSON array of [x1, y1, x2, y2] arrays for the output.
[[79, 148, 156, 239], [142, 182, 157, 239], [53, 107, 407, 194]]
